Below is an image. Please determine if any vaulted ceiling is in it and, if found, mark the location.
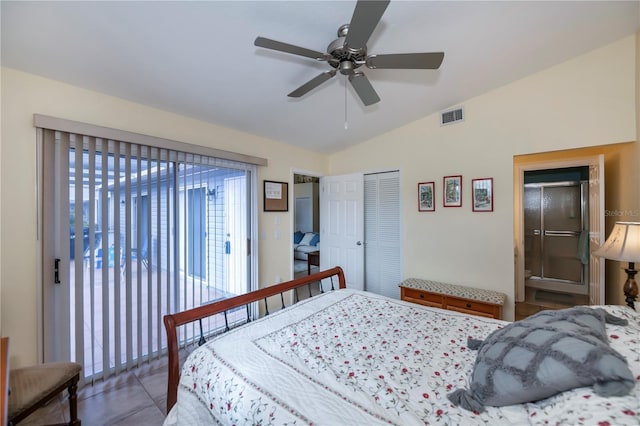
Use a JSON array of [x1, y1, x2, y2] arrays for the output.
[[2, 1, 639, 153]]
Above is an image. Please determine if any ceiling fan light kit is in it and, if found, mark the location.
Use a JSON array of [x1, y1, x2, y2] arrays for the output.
[[254, 0, 444, 107]]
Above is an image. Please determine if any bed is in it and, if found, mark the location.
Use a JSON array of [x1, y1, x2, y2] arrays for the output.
[[163, 267, 639, 425]]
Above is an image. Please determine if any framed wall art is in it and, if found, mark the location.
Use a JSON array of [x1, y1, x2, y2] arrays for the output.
[[418, 182, 435, 212], [472, 178, 493, 212], [443, 175, 462, 207], [263, 180, 288, 212]]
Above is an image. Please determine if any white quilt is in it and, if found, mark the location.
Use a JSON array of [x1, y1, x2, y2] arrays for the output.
[[164, 289, 639, 425]]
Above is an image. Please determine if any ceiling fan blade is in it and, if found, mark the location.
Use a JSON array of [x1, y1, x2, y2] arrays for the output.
[[344, 0, 390, 51], [366, 52, 445, 69], [348, 72, 380, 106], [288, 70, 337, 98], [255, 36, 328, 61]]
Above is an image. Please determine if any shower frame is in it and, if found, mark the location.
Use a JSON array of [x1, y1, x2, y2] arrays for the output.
[[524, 180, 589, 295]]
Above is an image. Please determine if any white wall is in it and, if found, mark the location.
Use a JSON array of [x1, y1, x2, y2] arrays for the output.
[[329, 36, 638, 321], [0, 68, 328, 366]]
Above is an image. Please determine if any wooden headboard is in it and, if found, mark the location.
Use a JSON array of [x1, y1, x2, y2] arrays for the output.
[[163, 266, 346, 413]]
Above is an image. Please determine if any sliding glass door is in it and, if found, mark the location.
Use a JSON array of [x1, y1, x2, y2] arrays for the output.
[[41, 129, 255, 383]]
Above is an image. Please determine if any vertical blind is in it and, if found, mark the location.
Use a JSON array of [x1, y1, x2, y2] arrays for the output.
[[41, 127, 258, 384]]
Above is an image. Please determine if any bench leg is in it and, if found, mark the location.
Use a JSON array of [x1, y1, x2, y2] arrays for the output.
[[67, 376, 80, 426]]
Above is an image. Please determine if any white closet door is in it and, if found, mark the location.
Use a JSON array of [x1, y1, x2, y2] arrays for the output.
[[364, 171, 402, 299]]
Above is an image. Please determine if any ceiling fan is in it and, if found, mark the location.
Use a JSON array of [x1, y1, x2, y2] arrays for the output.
[[254, 0, 444, 106]]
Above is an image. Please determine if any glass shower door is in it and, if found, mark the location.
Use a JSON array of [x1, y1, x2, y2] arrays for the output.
[[524, 183, 585, 284], [542, 185, 582, 283], [524, 186, 542, 278]]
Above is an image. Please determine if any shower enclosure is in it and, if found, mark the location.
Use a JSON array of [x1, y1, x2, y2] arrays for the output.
[[523, 179, 589, 295]]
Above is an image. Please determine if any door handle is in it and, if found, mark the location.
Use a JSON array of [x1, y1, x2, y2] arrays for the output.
[[544, 230, 580, 237], [54, 258, 61, 284], [356, 241, 362, 246]]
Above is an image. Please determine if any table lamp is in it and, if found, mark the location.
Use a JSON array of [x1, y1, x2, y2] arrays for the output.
[[593, 222, 640, 309]]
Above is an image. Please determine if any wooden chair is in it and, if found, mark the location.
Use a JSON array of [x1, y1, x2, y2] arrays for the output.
[[8, 361, 82, 426], [1, 338, 9, 426]]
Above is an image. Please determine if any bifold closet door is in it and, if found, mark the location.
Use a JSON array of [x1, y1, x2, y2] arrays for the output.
[[364, 171, 401, 299]]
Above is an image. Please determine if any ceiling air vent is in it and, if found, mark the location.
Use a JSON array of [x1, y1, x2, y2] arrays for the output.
[[440, 107, 464, 126]]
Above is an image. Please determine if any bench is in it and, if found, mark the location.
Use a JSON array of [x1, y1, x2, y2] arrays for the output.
[[399, 278, 506, 319]]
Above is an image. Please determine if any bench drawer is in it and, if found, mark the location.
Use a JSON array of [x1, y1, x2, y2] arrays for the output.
[[401, 288, 443, 306], [446, 296, 500, 318]]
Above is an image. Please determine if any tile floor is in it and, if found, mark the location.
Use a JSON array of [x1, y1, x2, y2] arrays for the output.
[[18, 355, 173, 426]]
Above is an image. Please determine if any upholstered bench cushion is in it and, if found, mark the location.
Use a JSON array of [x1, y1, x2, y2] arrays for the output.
[[8, 362, 81, 420], [400, 278, 506, 305]]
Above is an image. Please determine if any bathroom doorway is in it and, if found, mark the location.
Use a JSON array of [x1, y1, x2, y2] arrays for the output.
[[514, 155, 604, 320]]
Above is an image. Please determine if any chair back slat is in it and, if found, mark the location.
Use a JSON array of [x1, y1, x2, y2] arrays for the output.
[[1, 337, 9, 426]]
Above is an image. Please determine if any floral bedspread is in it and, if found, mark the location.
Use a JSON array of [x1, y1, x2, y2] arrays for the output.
[[164, 289, 640, 425]]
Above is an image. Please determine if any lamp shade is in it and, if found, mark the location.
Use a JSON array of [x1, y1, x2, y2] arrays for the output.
[[593, 222, 640, 263]]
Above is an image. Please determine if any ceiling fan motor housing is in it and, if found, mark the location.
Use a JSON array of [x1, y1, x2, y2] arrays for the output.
[[327, 24, 367, 75]]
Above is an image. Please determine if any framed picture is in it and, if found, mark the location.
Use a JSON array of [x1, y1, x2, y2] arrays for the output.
[[472, 178, 493, 212], [418, 182, 435, 212], [263, 180, 288, 212], [443, 175, 462, 207]]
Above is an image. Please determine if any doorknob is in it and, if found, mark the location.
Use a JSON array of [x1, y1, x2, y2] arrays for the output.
[[356, 241, 362, 246]]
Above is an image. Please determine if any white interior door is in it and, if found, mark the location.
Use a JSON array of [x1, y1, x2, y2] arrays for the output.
[[320, 173, 364, 290]]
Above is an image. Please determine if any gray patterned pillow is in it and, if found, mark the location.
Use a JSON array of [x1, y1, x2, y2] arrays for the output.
[[448, 306, 635, 412]]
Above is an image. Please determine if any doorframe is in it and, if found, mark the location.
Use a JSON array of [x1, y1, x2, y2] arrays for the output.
[[290, 168, 323, 280], [514, 155, 604, 303]]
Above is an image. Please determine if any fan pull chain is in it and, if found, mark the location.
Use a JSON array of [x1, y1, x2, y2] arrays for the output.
[[344, 75, 348, 130]]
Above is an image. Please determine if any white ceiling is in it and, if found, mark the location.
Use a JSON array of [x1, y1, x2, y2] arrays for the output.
[[2, 1, 639, 154]]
